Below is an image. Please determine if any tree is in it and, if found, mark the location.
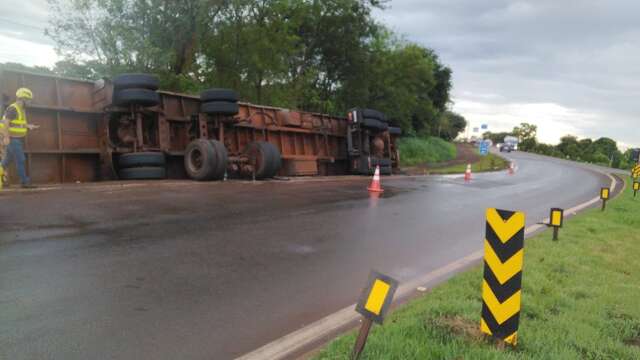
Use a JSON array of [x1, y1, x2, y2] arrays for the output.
[[590, 137, 621, 167], [46, 0, 452, 137], [512, 123, 537, 151], [483, 131, 513, 144], [47, 0, 227, 87], [0, 62, 54, 76], [363, 39, 440, 133], [557, 135, 579, 159], [592, 152, 610, 166], [439, 111, 467, 141]]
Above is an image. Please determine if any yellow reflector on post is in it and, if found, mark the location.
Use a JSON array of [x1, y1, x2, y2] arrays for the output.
[[601, 187, 610, 200], [352, 271, 399, 360], [355, 271, 399, 324], [550, 208, 563, 227], [364, 279, 391, 315]]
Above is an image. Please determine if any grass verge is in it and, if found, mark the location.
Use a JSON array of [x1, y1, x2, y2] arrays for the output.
[[398, 137, 457, 167], [315, 178, 640, 359], [427, 153, 509, 174]]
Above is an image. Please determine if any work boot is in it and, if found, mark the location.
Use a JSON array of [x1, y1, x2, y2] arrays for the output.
[[21, 183, 36, 189]]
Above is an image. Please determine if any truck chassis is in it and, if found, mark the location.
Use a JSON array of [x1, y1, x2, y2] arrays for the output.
[[0, 70, 399, 184]]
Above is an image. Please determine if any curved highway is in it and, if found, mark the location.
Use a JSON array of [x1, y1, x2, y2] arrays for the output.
[[0, 151, 612, 359]]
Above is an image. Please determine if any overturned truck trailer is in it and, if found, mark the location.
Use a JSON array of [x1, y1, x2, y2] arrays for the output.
[[0, 70, 400, 184]]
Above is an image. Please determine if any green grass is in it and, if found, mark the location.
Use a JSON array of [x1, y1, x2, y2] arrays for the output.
[[428, 153, 509, 175], [315, 178, 640, 359], [398, 137, 457, 167]]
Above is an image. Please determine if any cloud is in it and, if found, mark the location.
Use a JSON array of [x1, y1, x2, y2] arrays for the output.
[[455, 99, 600, 144], [0, 33, 58, 68], [375, 0, 640, 146], [0, 0, 58, 66]]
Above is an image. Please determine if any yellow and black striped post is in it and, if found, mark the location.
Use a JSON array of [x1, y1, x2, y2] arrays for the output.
[[634, 181, 639, 198], [481, 208, 525, 346], [632, 164, 640, 179]]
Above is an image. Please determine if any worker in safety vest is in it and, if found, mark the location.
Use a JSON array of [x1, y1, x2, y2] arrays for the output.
[[0, 88, 40, 188]]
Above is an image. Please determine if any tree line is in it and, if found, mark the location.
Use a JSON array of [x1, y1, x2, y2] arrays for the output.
[[9, 0, 466, 140], [484, 123, 637, 170]]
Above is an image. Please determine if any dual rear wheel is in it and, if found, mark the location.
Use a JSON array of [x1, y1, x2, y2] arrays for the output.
[[245, 141, 282, 179], [112, 74, 160, 108], [118, 152, 166, 180], [117, 140, 282, 182], [184, 139, 228, 181], [200, 89, 239, 116], [184, 139, 282, 181]]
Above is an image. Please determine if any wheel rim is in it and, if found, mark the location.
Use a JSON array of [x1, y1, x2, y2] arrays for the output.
[[189, 148, 203, 173]]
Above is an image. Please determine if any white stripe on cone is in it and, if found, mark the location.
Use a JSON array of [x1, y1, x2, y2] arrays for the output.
[[373, 167, 380, 181], [368, 165, 384, 192]]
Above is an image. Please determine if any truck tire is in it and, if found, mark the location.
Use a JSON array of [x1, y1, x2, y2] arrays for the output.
[[119, 167, 166, 180], [200, 89, 239, 103], [201, 101, 239, 116], [114, 88, 160, 107], [361, 118, 388, 131], [184, 139, 219, 181], [245, 141, 281, 179], [118, 152, 166, 169], [208, 139, 228, 180], [113, 74, 159, 91], [262, 142, 282, 177], [360, 109, 386, 122], [388, 127, 402, 135]]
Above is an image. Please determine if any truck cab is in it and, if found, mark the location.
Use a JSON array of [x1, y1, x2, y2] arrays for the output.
[[346, 108, 400, 175]]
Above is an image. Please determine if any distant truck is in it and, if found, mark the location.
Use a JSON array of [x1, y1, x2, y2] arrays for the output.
[[500, 136, 519, 152], [0, 70, 401, 184]]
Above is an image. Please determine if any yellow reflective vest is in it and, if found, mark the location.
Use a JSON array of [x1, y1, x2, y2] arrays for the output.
[[1, 103, 28, 138]]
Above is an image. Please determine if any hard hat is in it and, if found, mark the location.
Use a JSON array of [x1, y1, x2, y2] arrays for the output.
[[16, 88, 33, 100]]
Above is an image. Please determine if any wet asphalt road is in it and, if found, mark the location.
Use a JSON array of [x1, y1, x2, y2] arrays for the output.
[[0, 151, 611, 360]]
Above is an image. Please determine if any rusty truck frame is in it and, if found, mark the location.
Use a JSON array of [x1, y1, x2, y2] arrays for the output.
[[0, 70, 400, 184]]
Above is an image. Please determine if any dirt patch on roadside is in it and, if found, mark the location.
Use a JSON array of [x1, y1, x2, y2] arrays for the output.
[[403, 143, 480, 175], [625, 336, 640, 348], [432, 315, 485, 342]]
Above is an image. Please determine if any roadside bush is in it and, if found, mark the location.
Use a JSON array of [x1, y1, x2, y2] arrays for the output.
[[592, 152, 610, 166], [398, 136, 457, 166]]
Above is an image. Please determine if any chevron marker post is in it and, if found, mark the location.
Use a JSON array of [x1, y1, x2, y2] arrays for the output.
[[632, 164, 640, 179], [480, 208, 526, 346]]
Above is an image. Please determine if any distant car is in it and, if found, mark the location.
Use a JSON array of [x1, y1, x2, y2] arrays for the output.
[[499, 144, 514, 153]]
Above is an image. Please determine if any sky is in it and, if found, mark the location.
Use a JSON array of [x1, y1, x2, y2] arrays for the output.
[[0, 0, 638, 147], [373, 0, 640, 148]]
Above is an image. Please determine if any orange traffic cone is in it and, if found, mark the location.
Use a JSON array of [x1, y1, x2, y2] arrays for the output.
[[508, 162, 515, 175], [367, 165, 384, 193], [464, 164, 472, 182]]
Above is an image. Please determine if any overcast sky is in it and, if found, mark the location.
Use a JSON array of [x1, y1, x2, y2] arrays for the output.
[[1, 0, 638, 147]]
